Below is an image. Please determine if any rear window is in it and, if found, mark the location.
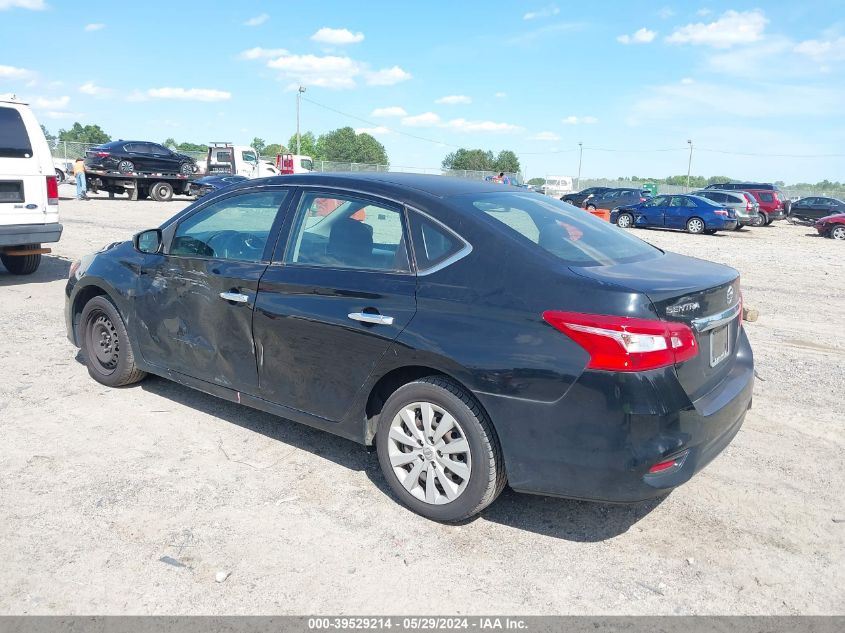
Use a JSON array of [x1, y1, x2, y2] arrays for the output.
[[462, 193, 660, 267], [0, 107, 33, 158]]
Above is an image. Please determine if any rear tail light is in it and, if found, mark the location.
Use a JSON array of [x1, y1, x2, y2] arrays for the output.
[[648, 450, 689, 474], [46, 175, 58, 205], [639, 197, 646, 202], [542, 311, 698, 372], [746, 200, 753, 211], [95, 151, 110, 157], [714, 209, 728, 216]]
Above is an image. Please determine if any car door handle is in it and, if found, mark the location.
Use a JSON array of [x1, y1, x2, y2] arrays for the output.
[[348, 312, 394, 326], [219, 291, 249, 303]]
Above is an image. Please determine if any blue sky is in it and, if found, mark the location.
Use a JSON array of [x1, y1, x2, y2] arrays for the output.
[[1, 0, 844, 183]]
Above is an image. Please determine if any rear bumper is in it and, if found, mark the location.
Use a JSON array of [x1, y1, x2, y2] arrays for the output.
[[766, 209, 787, 220], [0, 222, 63, 247], [476, 328, 754, 502]]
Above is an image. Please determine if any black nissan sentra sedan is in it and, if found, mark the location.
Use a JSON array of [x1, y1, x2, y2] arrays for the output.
[[65, 173, 753, 522]]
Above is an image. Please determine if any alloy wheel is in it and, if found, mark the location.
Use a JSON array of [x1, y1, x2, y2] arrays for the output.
[[687, 218, 705, 233], [387, 401, 472, 505], [617, 213, 633, 228], [832, 226, 845, 240]]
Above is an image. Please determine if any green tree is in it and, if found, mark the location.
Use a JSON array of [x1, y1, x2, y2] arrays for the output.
[[313, 127, 389, 165], [41, 125, 57, 152], [263, 143, 284, 158], [163, 137, 177, 149], [176, 141, 207, 153], [251, 137, 266, 155], [442, 148, 496, 171], [287, 131, 319, 158], [57, 122, 111, 145], [527, 177, 545, 186], [494, 150, 521, 173]]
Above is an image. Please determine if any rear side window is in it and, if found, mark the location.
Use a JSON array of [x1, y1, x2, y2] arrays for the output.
[[759, 192, 774, 202], [408, 211, 465, 271], [465, 193, 660, 267], [0, 107, 33, 158]]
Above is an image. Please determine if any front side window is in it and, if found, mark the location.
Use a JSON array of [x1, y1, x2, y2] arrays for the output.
[[241, 151, 257, 163], [170, 190, 288, 261], [466, 193, 660, 267], [285, 192, 410, 272], [0, 107, 33, 158]]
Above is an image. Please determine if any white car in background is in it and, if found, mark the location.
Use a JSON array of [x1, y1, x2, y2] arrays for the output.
[[0, 97, 62, 275], [542, 175, 574, 197]]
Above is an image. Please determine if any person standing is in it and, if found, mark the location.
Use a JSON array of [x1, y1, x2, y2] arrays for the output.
[[73, 157, 88, 200]]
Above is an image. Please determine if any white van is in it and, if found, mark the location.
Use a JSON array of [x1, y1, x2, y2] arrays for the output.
[[0, 97, 61, 275]]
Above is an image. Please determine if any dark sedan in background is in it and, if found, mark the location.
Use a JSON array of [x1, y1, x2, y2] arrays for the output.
[[65, 173, 752, 522], [85, 141, 197, 175], [560, 186, 613, 208], [585, 188, 651, 210], [611, 194, 738, 234], [789, 197, 845, 224], [188, 175, 249, 199]]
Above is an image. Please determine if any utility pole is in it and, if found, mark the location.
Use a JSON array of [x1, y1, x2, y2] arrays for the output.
[[686, 139, 693, 192], [576, 142, 583, 190], [296, 85, 306, 155]]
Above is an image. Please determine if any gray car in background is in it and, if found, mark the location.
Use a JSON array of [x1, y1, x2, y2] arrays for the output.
[[692, 189, 760, 228]]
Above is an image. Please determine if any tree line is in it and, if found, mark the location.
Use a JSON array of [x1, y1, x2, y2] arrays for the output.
[[441, 148, 521, 173], [41, 123, 389, 165]]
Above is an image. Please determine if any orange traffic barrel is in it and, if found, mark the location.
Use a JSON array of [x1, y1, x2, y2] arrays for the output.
[[588, 208, 611, 222]]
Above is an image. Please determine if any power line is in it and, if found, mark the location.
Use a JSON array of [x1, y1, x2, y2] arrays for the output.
[[697, 148, 845, 158]]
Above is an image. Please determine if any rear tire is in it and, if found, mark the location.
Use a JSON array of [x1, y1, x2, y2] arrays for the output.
[[1, 247, 41, 275], [586, 204, 597, 211], [150, 182, 173, 202], [117, 160, 135, 174], [686, 217, 706, 234], [55, 168, 65, 183], [79, 295, 146, 387], [752, 212, 766, 227], [831, 226, 845, 240], [376, 376, 506, 522]]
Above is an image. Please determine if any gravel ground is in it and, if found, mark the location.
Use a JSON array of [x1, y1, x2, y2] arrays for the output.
[[0, 185, 843, 615]]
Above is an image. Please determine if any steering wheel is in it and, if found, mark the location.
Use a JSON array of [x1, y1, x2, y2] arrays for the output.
[[205, 231, 266, 260]]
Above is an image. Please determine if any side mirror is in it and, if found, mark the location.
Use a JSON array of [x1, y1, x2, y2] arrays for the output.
[[133, 228, 163, 254]]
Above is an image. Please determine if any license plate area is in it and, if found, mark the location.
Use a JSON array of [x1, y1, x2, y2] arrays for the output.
[[0, 180, 24, 203], [709, 324, 730, 367]]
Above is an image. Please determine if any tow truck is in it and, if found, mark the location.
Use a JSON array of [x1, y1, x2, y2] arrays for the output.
[[85, 168, 194, 201]]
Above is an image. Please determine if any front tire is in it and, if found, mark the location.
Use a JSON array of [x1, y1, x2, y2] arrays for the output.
[[180, 162, 194, 175], [751, 212, 766, 227], [616, 212, 633, 228], [79, 296, 146, 387], [376, 376, 506, 522], [586, 204, 597, 211], [686, 217, 706, 234], [55, 168, 65, 183], [831, 226, 845, 240], [150, 181, 174, 202]]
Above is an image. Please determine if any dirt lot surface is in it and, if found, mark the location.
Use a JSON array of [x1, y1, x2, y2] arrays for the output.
[[1, 186, 843, 615]]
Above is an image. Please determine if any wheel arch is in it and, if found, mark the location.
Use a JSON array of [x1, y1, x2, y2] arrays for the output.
[[362, 364, 488, 446], [70, 281, 124, 346]]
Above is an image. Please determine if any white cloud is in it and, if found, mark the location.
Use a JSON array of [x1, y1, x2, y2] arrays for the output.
[[244, 13, 269, 27], [617, 28, 657, 44], [146, 87, 231, 101], [0, 0, 45, 9], [0, 64, 33, 79], [371, 106, 407, 117], [657, 6, 674, 19], [84, 23, 105, 31], [666, 9, 767, 48], [34, 95, 69, 109], [444, 119, 520, 133], [523, 4, 559, 20], [681, 77, 694, 84], [355, 126, 390, 136], [563, 115, 598, 124], [365, 66, 411, 86], [43, 111, 82, 119], [435, 95, 471, 105], [402, 112, 441, 127], [79, 81, 113, 96], [311, 27, 364, 45], [794, 37, 845, 62], [628, 79, 840, 123], [495, 91, 507, 98], [239, 47, 288, 60], [530, 131, 560, 141], [508, 21, 582, 44], [697, 8, 712, 16], [268, 53, 359, 89]]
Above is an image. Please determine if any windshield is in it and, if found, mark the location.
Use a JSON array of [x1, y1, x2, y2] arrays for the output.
[[459, 193, 661, 267], [0, 107, 33, 158]]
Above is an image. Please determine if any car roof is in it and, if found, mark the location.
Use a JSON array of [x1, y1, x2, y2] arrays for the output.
[[237, 172, 527, 200]]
